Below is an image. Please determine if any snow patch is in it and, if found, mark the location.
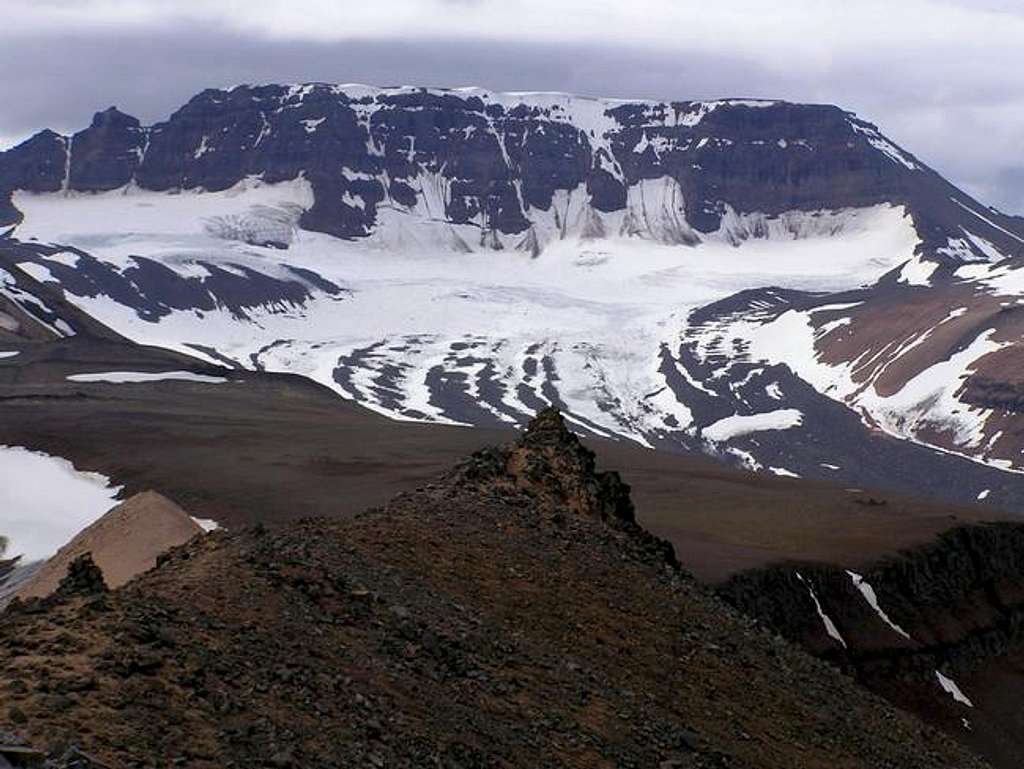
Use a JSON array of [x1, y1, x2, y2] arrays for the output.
[[0, 445, 121, 562], [703, 409, 803, 442], [796, 572, 847, 648], [847, 570, 913, 641], [301, 117, 326, 133], [898, 256, 938, 286], [66, 371, 229, 384], [936, 670, 974, 708]]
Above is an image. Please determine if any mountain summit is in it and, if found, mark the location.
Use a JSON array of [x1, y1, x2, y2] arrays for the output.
[[1, 83, 1019, 261]]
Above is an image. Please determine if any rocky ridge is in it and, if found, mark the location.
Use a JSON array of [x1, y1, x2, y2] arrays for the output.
[[0, 410, 990, 768]]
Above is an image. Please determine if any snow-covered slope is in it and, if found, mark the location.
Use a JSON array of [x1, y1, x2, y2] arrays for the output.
[[0, 445, 120, 563], [3, 83, 1024, 498], [6, 178, 919, 444]]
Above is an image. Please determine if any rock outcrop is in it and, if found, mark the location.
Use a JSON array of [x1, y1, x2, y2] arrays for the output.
[[719, 522, 1024, 768], [452, 407, 637, 523]]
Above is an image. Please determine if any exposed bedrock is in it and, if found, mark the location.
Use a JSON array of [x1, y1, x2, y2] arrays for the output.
[[1, 84, 1021, 259], [719, 522, 1024, 767]]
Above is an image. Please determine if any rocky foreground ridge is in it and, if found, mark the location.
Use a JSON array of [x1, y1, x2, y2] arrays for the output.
[[0, 410, 988, 768]]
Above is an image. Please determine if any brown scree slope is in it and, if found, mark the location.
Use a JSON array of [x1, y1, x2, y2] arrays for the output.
[[0, 410, 990, 769]]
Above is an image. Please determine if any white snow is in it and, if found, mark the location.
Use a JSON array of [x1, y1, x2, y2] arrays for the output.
[[301, 117, 326, 133], [41, 251, 81, 267], [897, 255, 938, 286], [17, 262, 57, 283], [936, 670, 974, 708], [66, 371, 228, 384], [0, 267, 76, 338], [977, 489, 990, 500], [698, 298, 1014, 470], [951, 198, 1024, 246], [0, 445, 121, 562], [703, 409, 803, 442], [954, 258, 1024, 298], [769, 466, 800, 477], [0, 351, 19, 360], [846, 570, 913, 640], [848, 120, 918, 170], [726, 447, 762, 472], [190, 516, 221, 532], [7, 179, 921, 447], [193, 135, 212, 159], [795, 571, 847, 648]]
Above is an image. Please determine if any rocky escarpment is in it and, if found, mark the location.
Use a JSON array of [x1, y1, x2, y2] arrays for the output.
[[0, 411, 990, 769], [719, 522, 1024, 769], [451, 407, 638, 524], [1, 83, 1020, 260]]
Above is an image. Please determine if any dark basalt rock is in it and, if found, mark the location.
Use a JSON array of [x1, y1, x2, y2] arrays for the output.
[[719, 522, 1024, 767], [0, 130, 66, 195], [54, 554, 107, 599], [68, 108, 146, 192], [0, 130, 67, 226], [453, 407, 637, 524], [1, 84, 1020, 256], [962, 375, 1024, 412]]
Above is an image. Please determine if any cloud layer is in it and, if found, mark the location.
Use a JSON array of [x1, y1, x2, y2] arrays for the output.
[[1, 1, 1021, 212]]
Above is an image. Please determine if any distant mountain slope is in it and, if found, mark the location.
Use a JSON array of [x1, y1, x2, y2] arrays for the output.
[[2, 83, 1024, 490], [1, 84, 1020, 259]]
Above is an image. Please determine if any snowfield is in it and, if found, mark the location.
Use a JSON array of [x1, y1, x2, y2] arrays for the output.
[[702, 409, 803, 442], [8, 180, 926, 451], [10, 174, 1023, 476], [0, 445, 121, 562]]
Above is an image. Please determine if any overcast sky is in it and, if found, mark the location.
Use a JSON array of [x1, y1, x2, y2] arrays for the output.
[[0, 0, 1021, 213]]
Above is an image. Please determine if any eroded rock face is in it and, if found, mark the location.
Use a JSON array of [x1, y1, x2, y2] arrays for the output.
[[54, 554, 108, 598], [68, 107, 147, 192], [453, 407, 636, 523], [718, 522, 1024, 769], [1, 84, 1019, 259]]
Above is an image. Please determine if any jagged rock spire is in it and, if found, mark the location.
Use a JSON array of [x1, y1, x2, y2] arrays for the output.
[[455, 408, 635, 524], [55, 553, 108, 598]]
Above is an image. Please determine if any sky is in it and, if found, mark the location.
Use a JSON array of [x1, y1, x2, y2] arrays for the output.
[[0, 0, 1021, 213]]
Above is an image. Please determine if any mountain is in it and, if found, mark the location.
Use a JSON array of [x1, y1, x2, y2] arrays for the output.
[[0, 411, 990, 769], [2, 83, 1024, 502]]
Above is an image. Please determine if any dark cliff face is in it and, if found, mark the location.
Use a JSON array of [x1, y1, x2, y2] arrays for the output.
[[718, 522, 1024, 769], [68, 107, 147, 191], [1, 83, 1020, 259]]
